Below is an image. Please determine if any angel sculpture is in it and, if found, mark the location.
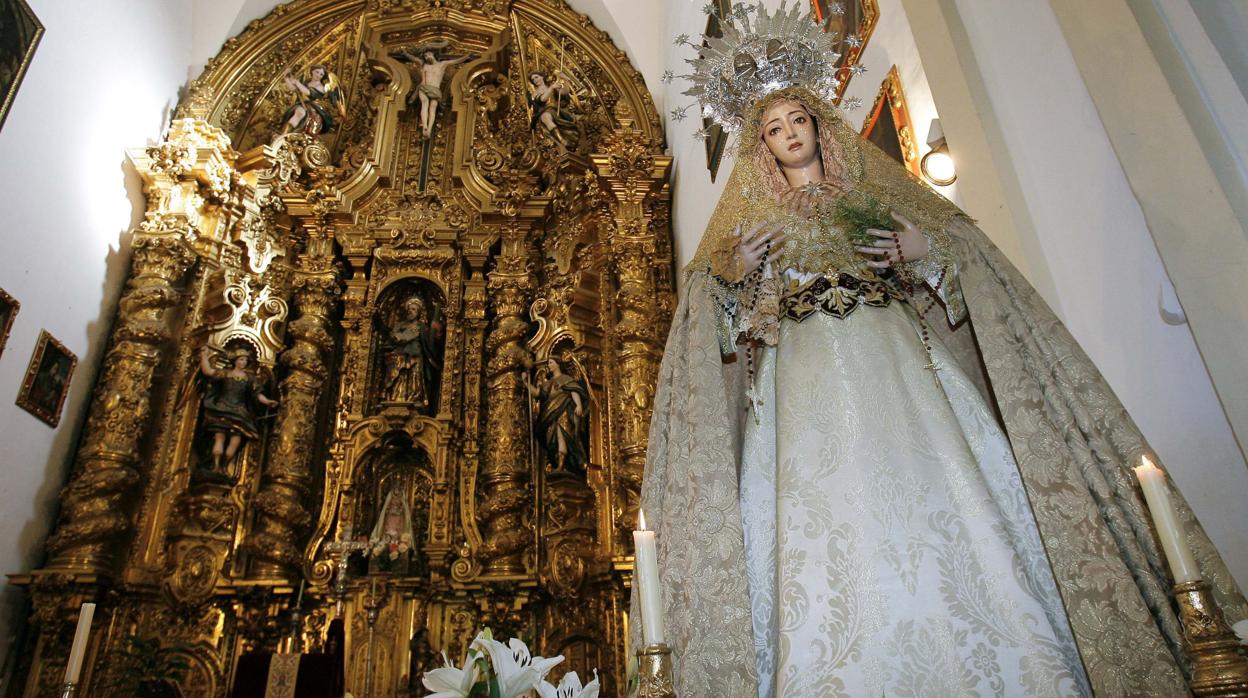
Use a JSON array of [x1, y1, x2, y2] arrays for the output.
[[395, 41, 472, 139], [196, 344, 278, 475], [279, 64, 346, 136], [528, 70, 580, 152], [524, 357, 590, 475]]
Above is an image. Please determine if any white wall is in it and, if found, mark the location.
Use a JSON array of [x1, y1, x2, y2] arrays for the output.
[[931, 0, 1248, 585], [1187, 0, 1248, 103], [0, 0, 191, 675]]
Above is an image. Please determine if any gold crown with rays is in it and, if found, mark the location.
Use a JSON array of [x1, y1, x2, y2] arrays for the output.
[[664, 1, 864, 137]]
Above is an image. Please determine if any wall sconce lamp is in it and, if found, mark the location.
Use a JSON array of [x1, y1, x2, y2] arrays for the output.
[[921, 118, 957, 186]]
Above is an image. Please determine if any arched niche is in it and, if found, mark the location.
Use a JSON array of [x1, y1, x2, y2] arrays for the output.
[[350, 432, 435, 577], [369, 277, 447, 417]]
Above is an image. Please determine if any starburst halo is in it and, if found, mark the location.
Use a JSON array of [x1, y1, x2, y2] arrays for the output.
[[676, 0, 849, 135]]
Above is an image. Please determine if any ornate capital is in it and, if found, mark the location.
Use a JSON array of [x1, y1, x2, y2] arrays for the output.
[[592, 126, 671, 212], [129, 117, 239, 219]]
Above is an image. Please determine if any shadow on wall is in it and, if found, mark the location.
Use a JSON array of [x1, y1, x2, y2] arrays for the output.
[[0, 97, 174, 684]]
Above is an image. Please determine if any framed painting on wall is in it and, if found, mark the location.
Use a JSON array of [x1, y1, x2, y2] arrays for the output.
[[861, 65, 922, 176], [811, 0, 879, 103], [0, 0, 45, 132], [16, 330, 77, 427], [0, 287, 17, 359]]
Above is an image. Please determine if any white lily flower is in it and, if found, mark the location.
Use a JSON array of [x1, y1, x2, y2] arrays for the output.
[[421, 650, 479, 698], [482, 637, 565, 698], [536, 669, 600, 698]]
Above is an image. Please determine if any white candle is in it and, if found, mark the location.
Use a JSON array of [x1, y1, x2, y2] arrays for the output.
[[1134, 456, 1201, 583], [633, 509, 666, 645], [63, 602, 95, 684]]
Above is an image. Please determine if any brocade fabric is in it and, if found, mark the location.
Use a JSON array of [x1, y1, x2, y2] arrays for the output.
[[741, 299, 1087, 696]]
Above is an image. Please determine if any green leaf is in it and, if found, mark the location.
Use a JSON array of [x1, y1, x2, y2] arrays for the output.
[[832, 191, 894, 246]]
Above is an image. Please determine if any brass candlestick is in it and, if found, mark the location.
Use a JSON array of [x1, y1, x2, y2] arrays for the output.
[[57, 682, 76, 698], [1174, 580, 1248, 697], [636, 643, 676, 698]]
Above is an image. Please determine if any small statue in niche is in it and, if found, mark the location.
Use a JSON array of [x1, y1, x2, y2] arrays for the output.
[[406, 598, 433, 690], [381, 295, 444, 412], [528, 71, 580, 152], [395, 42, 473, 140], [524, 357, 591, 475], [368, 486, 414, 574], [279, 64, 346, 136], [197, 344, 278, 474]]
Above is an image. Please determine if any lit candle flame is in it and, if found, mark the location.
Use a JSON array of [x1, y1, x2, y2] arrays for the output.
[[639, 508, 647, 531]]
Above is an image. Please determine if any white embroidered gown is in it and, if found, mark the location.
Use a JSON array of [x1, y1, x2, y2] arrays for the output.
[[738, 271, 1091, 697]]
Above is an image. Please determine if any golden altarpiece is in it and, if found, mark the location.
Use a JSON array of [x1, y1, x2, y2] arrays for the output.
[[9, 1, 674, 695]]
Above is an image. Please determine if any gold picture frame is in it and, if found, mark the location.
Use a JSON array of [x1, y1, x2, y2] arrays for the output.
[[861, 65, 921, 176], [0, 0, 45, 132], [812, 0, 879, 103], [16, 330, 77, 427], [0, 287, 17, 359]]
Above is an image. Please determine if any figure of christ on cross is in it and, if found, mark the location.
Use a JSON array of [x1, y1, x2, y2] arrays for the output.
[[399, 46, 472, 139]]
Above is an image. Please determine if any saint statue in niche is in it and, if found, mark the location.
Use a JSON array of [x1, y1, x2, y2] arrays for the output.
[[368, 486, 413, 575], [395, 41, 473, 140], [380, 294, 444, 412], [524, 357, 590, 475], [196, 343, 278, 476], [279, 64, 346, 136], [528, 71, 580, 152]]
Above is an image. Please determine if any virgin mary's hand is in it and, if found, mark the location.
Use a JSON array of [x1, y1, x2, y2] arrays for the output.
[[737, 220, 787, 277], [856, 211, 928, 269]]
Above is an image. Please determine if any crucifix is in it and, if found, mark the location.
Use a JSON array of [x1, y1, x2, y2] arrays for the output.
[[323, 524, 369, 616]]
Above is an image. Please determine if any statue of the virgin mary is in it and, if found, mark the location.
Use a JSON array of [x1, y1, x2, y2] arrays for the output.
[[636, 3, 1247, 696], [368, 486, 414, 574]]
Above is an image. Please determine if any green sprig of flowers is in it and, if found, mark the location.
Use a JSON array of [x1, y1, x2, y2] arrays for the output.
[[831, 190, 895, 246]]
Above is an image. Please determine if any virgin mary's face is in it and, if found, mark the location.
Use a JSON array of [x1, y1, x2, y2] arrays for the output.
[[760, 99, 818, 171]]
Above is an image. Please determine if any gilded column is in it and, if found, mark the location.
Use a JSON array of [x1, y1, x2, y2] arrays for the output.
[[245, 231, 340, 578], [41, 118, 237, 572], [44, 230, 194, 572], [592, 124, 673, 541], [477, 225, 536, 575]]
